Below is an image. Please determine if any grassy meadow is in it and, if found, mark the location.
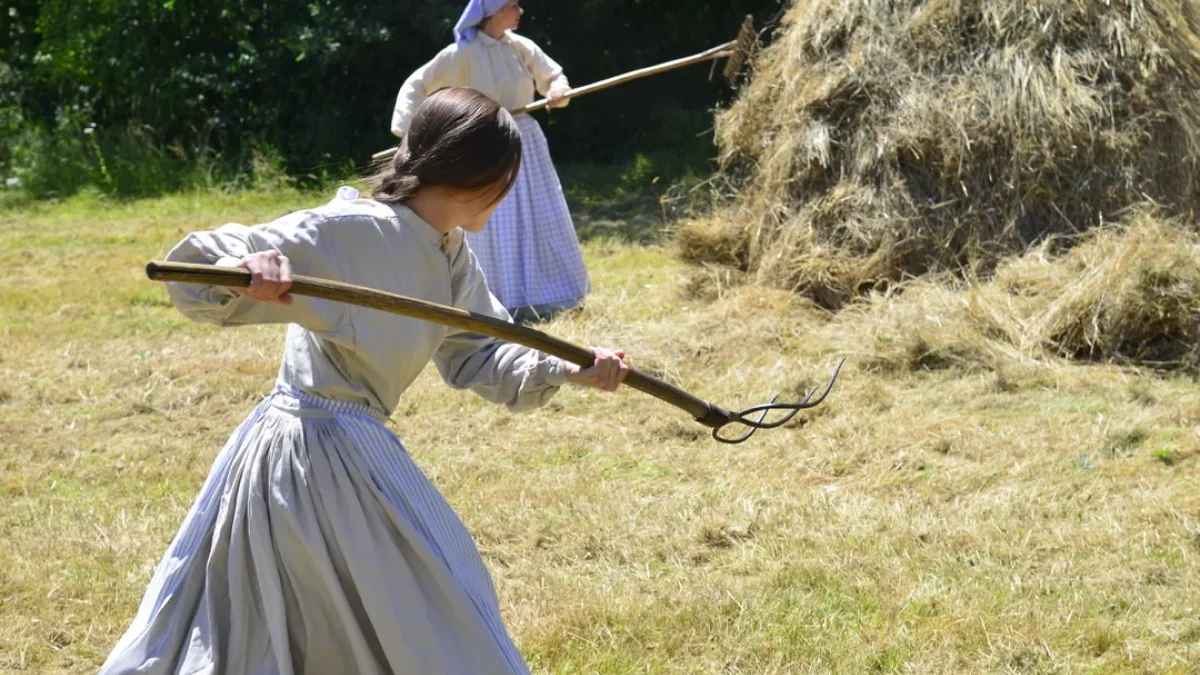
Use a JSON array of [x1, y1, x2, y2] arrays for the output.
[[1, 186, 1198, 674]]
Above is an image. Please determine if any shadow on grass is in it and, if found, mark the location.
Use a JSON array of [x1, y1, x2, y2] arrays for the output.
[[570, 194, 667, 245], [559, 152, 716, 245]]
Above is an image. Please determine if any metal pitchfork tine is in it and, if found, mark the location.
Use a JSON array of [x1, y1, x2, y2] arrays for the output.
[[146, 261, 842, 444], [712, 358, 846, 444]]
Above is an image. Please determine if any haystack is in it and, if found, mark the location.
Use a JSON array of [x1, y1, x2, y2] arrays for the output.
[[692, 0, 1200, 308]]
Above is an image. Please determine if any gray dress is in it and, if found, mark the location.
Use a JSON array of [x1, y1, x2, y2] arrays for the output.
[[99, 192, 567, 674]]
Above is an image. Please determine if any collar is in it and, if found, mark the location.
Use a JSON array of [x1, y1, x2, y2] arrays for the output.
[[475, 30, 511, 47], [392, 204, 463, 255]]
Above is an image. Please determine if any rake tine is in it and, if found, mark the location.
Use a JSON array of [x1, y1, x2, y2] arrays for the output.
[[723, 15, 757, 85]]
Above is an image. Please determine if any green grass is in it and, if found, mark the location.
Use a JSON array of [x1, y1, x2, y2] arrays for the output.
[[1, 187, 1198, 673]]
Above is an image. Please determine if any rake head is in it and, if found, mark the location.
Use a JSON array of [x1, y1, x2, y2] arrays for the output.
[[722, 15, 757, 86]]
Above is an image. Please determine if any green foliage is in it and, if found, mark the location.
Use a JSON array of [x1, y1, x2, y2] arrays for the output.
[[1, 0, 783, 199]]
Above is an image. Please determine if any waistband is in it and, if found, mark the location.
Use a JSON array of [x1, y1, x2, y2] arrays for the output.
[[269, 382, 389, 424]]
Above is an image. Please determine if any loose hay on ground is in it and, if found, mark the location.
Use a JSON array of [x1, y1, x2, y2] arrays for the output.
[[835, 208, 1200, 373], [5, 191, 1200, 672]]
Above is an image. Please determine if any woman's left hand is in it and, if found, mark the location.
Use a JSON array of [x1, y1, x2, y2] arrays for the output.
[[547, 88, 570, 109], [565, 347, 628, 392]]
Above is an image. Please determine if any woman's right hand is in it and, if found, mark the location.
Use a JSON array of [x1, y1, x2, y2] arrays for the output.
[[547, 87, 570, 109], [565, 347, 629, 392], [220, 250, 293, 304]]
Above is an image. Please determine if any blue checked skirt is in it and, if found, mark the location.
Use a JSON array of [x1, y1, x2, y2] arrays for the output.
[[466, 114, 590, 318]]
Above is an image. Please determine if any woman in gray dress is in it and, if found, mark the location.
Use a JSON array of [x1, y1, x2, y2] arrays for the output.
[[99, 87, 627, 675]]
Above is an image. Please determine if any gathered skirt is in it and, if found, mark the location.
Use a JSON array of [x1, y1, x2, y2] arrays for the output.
[[99, 384, 529, 675], [465, 114, 590, 318]]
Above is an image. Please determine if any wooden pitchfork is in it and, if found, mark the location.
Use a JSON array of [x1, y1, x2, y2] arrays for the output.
[[370, 15, 758, 163], [146, 260, 842, 444]]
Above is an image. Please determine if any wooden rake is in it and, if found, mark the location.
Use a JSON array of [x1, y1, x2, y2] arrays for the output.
[[370, 15, 758, 163], [146, 260, 842, 444]]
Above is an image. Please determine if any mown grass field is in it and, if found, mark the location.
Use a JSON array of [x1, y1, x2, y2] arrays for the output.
[[1, 187, 1198, 673]]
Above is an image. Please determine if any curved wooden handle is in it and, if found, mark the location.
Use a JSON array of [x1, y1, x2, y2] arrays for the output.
[[509, 42, 733, 116], [146, 261, 734, 428], [371, 40, 738, 164]]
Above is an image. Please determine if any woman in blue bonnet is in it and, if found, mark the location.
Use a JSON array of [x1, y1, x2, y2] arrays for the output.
[[391, 0, 589, 323]]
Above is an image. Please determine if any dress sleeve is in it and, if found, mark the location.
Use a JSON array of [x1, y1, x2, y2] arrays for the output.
[[432, 238, 569, 412], [163, 210, 352, 334], [391, 46, 458, 137], [512, 34, 570, 103]]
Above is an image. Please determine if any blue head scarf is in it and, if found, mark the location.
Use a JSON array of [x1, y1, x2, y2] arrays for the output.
[[453, 0, 510, 45]]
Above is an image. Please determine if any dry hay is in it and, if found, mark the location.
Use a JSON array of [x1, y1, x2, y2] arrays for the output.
[[688, 0, 1200, 309], [852, 207, 1200, 372]]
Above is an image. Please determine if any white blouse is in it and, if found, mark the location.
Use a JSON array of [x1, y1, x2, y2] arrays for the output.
[[164, 194, 569, 416], [391, 31, 569, 137]]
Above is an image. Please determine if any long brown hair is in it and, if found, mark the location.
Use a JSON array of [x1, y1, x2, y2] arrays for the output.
[[368, 87, 522, 206]]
